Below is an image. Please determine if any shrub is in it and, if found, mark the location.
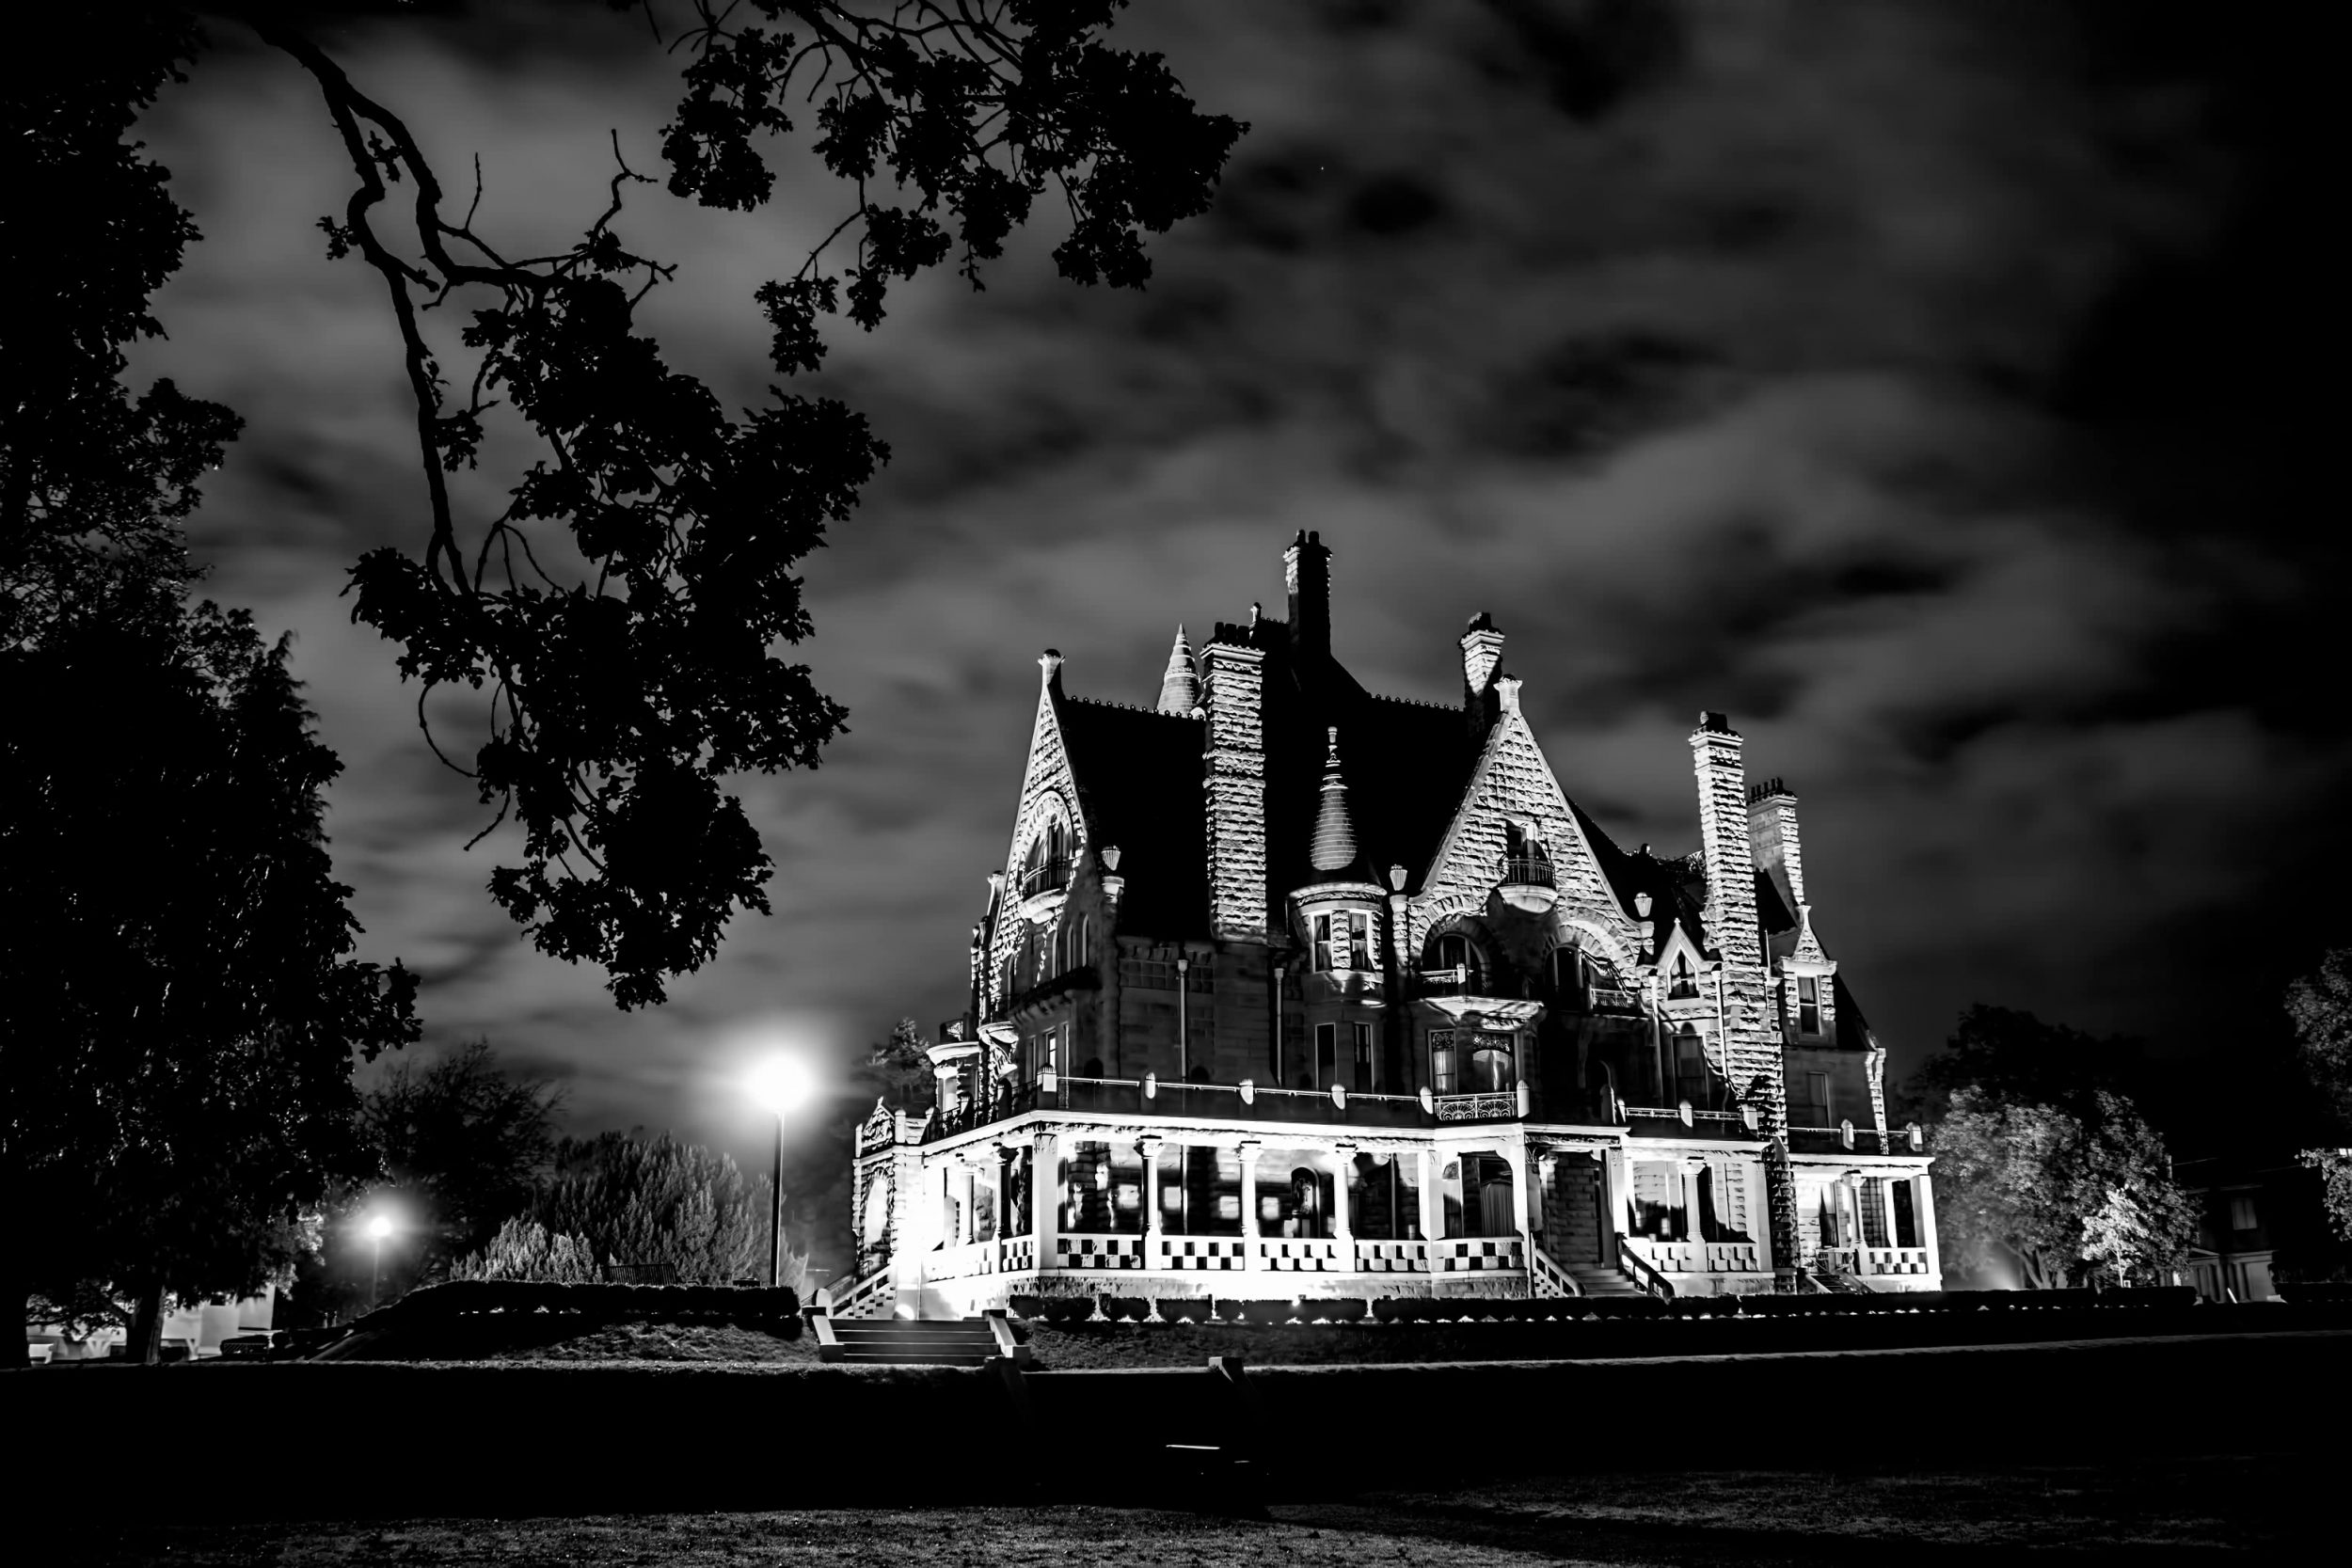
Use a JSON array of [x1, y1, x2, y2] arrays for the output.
[[1100, 1295, 1151, 1323], [1008, 1294, 1044, 1320], [1309, 1298, 1369, 1323], [1215, 1298, 1299, 1324], [1153, 1297, 1214, 1323]]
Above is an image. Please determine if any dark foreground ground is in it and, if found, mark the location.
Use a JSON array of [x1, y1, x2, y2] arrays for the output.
[[57, 1456, 2322, 1565]]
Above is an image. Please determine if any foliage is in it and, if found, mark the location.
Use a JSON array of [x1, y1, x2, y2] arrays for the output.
[[0, 596, 420, 1360], [533, 1130, 784, 1286], [867, 1017, 934, 1112], [2287, 948, 2352, 1243], [0, 14, 239, 649], [449, 1218, 605, 1284], [365, 1039, 566, 1274], [1898, 1004, 2147, 1126], [1932, 1085, 2193, 1290], [81, 0, 1236, 1007]]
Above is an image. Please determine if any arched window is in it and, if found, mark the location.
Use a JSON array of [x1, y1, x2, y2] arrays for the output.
[[1429, 930, 1486, 995]]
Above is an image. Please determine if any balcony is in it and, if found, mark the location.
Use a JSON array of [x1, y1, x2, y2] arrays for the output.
[[1496, 853, 1558, 913], [1004, 964, 1101, 1027], [1016, 856, 1073, 922], [1433, 1088, 1525, 1123], [1585, 983, 1642, 1016]]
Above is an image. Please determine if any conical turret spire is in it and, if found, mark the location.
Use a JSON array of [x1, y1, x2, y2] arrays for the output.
[[1156, 624, 1200, 715], [1311, 725, 1359, 873]]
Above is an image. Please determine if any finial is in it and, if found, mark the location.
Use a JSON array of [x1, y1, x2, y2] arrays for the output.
[[1155, 625, 1200, 715]]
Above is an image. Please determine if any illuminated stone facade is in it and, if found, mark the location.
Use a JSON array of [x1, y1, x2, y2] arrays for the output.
[[837, 534, 1939, 1319]]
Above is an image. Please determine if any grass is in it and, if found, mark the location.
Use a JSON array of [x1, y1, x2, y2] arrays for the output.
[[323, 1314, 818, 1364], [53, 1456, 2320, 1564]]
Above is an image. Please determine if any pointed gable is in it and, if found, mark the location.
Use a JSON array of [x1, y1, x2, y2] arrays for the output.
[[1418, 693, 1622, 925]]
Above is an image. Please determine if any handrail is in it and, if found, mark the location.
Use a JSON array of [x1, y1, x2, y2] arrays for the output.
[[1616, 1236, 1677, 1300], [1528, 1243, 1581, 1299]]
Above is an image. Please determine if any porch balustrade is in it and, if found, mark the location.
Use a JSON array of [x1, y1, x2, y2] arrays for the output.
[[1429, 1235, 1523, 1275], [1625, 1237, 1765, 1275], [1857, 1245, 1931, 1275]]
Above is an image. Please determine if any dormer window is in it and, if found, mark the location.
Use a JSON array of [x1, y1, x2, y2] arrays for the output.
[[1314, 911, 1373, 972], [1797, 974, 1821, 1036], [1669, 954, 1698, 1000]]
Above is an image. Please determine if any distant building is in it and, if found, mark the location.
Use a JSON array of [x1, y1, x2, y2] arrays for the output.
[[841, 533, 1940, 1317], [2177, 1154, 2331, 1302]]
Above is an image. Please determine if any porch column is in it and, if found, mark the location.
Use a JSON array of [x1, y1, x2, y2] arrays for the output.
[[1419, 1147, 1445, 1247], [1915, 1169, 1940, 1275], [1238, 1139, 1263, 1274], [1139, 1136, 1165, 1270], [1502, 1146, 1533, 1256], [1331, 1143, 1356, 1261], [958, 1162, 977, 1245], [1033, 1130, 1060, 1274], [993, 1142, 1017, 1272], [1597, 1147, 1621, 1266]]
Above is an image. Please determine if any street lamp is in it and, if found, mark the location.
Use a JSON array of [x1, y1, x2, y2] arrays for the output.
[[747, 1058, 814, 1289], [365, 1213, 394, 1310]]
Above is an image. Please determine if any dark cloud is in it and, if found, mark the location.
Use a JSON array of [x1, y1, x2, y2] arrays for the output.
[[122, 0, 2342, 1169]]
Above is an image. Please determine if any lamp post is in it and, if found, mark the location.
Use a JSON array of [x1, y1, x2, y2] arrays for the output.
[[366, 1213, 393, 1310], [747, 1059, 813, 1289]]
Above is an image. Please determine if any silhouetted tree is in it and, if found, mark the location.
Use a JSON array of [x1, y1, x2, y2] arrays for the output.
[[2286, 948, 2352, 1243], [867, 1017, 935, 1111], [1, 599, 420, 1364], [57, 4, 1242, 1006], [0, 16, 236, 646]]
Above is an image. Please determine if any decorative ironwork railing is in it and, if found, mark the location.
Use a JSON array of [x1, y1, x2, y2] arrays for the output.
[[1435, 1091, 1522, 1123], [1018, 856, 1072, 899], [1416, 964, 1471, 996], [1499, 854, 1556, 889], [1586, 984, 1641, 1014]]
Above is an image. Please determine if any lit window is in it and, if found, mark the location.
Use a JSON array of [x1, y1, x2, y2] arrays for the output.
[[1798, 974, 1820, 1036], [1348, 912, 1372, 970], [1470, 1032, 1515, 1093], [1430, 1028, 1458, 1095], [1313, 913, 1334, 972], [1432, 932, 1485, 993], [1674, 1027, 1708, 1107], [2229, 1195, 2258, 1232]]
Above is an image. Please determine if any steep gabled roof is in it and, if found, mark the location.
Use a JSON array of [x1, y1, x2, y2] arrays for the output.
[[1057, 697, 1208, 940]]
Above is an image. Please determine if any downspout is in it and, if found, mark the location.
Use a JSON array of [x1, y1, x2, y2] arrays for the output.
[[1176, 955, 1189, 1081], [1272, 961, 1285, 1086]]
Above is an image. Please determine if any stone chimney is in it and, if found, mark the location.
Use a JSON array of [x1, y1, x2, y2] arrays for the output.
[[1200, 626, 1269, 940], [1691, 711, 1797, 1283], [1156, 625, 1200, 716], [1460, 612, 1504, 745], [1283, 530, 1332, 665], [1746, 777, 1804, 910]]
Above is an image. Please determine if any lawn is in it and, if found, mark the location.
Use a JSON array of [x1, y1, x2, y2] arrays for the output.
[[55, 1456, 2319, 1564]]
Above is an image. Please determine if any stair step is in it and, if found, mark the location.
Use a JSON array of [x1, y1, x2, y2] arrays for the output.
[[833, 1352, 994, 1366]]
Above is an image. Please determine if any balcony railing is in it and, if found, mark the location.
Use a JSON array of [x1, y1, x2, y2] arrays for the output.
[[1018, 856, 1072, 900], [1434, 1089, 1523, 1123], [1586, 983, 1641, 1014], [1499, 853, 1555, 889]]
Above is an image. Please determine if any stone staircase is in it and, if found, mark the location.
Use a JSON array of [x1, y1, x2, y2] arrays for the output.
[[1564, 1262, 1647, 1298], [813, 1313, 1024, 1366]]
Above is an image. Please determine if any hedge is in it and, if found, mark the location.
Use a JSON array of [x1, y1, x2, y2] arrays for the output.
[[396, 1280, 800, 1323]]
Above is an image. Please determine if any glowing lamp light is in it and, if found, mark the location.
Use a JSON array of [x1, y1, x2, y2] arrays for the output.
[[365, 1214, 393, 1242], [747, 1058, 813, 1117]]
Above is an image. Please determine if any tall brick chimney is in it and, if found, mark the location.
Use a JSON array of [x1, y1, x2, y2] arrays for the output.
[[1746, 777, 1804, 910], [1460, 612, 1504, 745], [1691, 711, 1798, 1284], [1200, 626, 1269, 940], [1284, 530, 1332, 665]]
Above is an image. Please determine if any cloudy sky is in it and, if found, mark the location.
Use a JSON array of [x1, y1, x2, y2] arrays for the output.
[[128, 0, 2338, 1165]]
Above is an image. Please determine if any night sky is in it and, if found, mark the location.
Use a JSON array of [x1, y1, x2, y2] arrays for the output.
[[126, 2, 2339, 1170]]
